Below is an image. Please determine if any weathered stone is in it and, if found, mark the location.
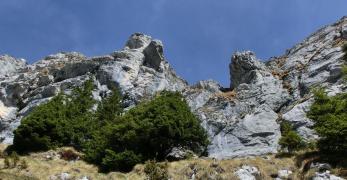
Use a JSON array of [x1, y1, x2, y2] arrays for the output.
[[234, 165, 260, 180], [277, 169, 293, 179], [206, 104, 280, 159], [0, 55, 26, 78], [312, 170, 344, 180], [342, 24, 347, 39], [230, 51, 265, 89], [143, 40, 164, 71], [125, 33, 151, 49], [166, 147, 196, 161], [0, 16, 347, 160], [0, 34, 187, 143], [282, 99, 318, 140]]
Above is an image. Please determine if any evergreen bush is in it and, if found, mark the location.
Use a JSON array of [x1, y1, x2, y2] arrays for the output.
[[279, 122, 305, 153], [308, 89, 347, 155], [11, 81, 209, 172], [85, 91, 209, 172]]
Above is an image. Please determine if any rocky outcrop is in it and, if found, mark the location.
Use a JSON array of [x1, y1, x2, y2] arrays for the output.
[[0, 33, 187, 143], [0, 16, 347, 160], [0, 55, 26, 78]]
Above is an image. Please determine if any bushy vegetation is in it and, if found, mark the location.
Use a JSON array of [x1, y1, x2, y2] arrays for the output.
[[144, 160, 169, 180], [84, 91, 209, 172], [12, 80, 97, 153], [279, 122, 305, 153], [307, 89, 347, 155], [3, 152, 27, 169], [11, 79, 209, 172]]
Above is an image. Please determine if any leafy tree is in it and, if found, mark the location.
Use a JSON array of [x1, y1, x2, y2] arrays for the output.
[[308, 89, 347, 155], [279, 122, 305, 153]]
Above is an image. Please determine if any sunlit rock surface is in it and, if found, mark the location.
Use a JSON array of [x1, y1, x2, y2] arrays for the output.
[[0, 16, 347, 159]]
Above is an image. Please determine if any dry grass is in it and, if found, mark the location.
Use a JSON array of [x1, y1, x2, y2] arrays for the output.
[[332, 37, 347, 48], [274, 57, 287, 68], [0, 144, 345, 180], [215, 90, 237, 101], [165, 156, 299, 180], [40, 67, 49, 76], [271, 70, 289, 80], [282, 81, 294, 94]]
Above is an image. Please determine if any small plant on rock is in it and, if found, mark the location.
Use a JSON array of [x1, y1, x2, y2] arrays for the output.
[[279, 122, 305, 154]]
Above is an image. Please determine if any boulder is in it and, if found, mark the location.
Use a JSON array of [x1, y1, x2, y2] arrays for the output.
[[234, 165, 260, 180], [166, 147, 196, 161], [277, 169, 293, 179]]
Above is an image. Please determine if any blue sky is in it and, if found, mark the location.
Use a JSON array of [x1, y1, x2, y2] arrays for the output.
[[0, 0, 346, 86]]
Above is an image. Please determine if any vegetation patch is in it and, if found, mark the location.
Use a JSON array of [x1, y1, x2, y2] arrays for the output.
[[278, 122, 305, 154], [10, 79, 209, 172], [308, 89, 347, 156]]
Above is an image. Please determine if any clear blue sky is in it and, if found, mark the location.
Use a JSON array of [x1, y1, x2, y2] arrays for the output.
[[0, 0, 346, 86]]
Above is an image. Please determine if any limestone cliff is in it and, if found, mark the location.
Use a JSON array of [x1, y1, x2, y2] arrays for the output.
[[0, 17, 347, 160]]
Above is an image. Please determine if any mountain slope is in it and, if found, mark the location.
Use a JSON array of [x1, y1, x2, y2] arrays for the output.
[[0, 16, 346, 161]]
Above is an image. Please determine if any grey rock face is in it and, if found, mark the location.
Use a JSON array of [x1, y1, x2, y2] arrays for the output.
[[0, 55, 26, 78], [230, 51, 266, 88], [143, 40, 164, 71], [282, 99, 318, 140]]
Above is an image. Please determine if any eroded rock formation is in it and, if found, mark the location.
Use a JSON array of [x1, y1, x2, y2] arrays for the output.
[[0, 16, 347, 159]]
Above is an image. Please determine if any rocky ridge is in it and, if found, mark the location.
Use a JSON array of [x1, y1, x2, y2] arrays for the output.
[[0, 17, 347, 161]]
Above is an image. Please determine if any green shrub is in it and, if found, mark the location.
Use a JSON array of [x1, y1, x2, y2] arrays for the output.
[[84, 91, 209, 172], [144, 160, 169, 180], [279, 122, 305, 153], [308, 89, 347, 155], [12, 79, 97, 153], [101, 150, 142, 172], [11, 81, 208, 172], [96, 86, 123, 125]]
